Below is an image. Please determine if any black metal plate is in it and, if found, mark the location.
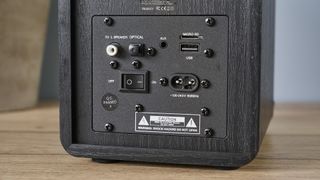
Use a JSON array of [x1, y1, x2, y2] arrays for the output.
[[92, 16, 229, 138]]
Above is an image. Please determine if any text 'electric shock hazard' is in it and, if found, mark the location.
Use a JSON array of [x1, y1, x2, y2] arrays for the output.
[[135, 112, 201, 135]]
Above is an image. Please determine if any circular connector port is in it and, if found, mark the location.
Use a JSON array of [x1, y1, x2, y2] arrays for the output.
[[106, 43, 120, 57], [160, 41, 168, 49]]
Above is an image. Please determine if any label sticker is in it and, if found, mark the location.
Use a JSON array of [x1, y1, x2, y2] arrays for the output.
[[101, 93, 118, 111], [140, 0, 176, 12], [135, 112, 201, 135]]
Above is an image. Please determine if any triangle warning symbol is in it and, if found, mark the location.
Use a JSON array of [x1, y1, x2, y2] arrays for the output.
[[186, 118, 197, 128], [138, 116, 149, 126]]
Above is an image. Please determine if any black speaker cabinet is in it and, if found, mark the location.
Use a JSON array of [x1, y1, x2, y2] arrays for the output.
[[59, 0, 275, 168]]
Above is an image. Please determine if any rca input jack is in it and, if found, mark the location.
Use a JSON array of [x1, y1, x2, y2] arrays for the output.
[[106, 43, 120, 57]]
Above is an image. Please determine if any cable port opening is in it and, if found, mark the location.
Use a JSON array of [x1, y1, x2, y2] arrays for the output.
[[180, 35, 203, 40], [180, 43, 199, 52], [169, 74, 200, 92], [106, 43, 120, 57], [160, 41, 168, 49]]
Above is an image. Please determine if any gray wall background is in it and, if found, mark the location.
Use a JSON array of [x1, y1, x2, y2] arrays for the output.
[[274, 0, 320, 102], [40, 0, 59, 100], [40, 0, 320, 102]]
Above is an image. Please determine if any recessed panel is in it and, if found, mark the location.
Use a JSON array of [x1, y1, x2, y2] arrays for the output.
[[92, 16, 229, 138]]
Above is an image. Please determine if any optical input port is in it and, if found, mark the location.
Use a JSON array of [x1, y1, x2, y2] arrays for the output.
[[106, 43, 120, 57], [170, 74, 199, 92]]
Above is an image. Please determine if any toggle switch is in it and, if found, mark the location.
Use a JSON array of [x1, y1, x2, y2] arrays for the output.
[[123, 74, 144, 89], [120, 71, 149, 93]]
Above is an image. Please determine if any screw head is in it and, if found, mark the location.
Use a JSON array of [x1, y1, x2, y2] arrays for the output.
[[132, 60, 142, 69], [204, 49, 214, 58], [105, 123, 114, 132], [135, 104, 144, 112], [104, 17, 114, 26], [146, 47, 156, 56], [159, 77, 168, 86], [201, 80, 211, 88], [205, 17, 216, 26], [109, 60, 119, 69], [204, 128, 214, 138], [201, 107, 210, 116]]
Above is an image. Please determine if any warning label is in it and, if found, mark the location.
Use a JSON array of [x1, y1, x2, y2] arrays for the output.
[[135, 112, 201, 135]]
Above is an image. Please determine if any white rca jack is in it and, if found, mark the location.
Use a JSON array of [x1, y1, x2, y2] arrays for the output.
[[106, 43, 120, 57]]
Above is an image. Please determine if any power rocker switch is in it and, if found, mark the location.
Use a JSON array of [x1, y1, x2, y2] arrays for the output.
[[120, 71, 149, 93]]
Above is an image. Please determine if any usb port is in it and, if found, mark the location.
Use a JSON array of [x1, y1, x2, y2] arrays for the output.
[[180, 34, 203, 40], [180, 43, 199, 52]]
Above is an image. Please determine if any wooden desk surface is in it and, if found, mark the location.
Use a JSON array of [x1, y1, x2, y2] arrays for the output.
[[0, 103, 319, 180]]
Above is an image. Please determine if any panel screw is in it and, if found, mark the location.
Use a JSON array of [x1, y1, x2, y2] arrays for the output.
[[105, 123, 114, 132], [109, 60, 119, 69], [146, 47, 156, 56], [132, 60, 142, 69], [104, 17, 114, 26], [201, 80, 211, 88], [204, 128, 214, 138], [205, 17, 216, 26], [204, 49, 214, 58], [135, 104, 144, 112], [201, 107, 210, 116], [159, 77, 168, 86]]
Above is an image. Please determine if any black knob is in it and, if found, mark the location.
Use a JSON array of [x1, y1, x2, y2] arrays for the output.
[[201, 80, 211, 88], [146, 47, 156, 56], [204, 49, 214, 58], [159, 77, 168, 86], [135, 104, 144, 112], [204, 128, 214, 138], [205, 17, 216, 26], [132, 60, 142, 69], [201, 107, 210, 116], [104, 17, 114, 26], [109, 61, 119, 69], [105, 123, 114, 132]]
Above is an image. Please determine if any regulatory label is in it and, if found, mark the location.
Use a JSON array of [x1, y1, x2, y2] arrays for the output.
[[140, 0, 176, 12], [135, 112, 201, 135]]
